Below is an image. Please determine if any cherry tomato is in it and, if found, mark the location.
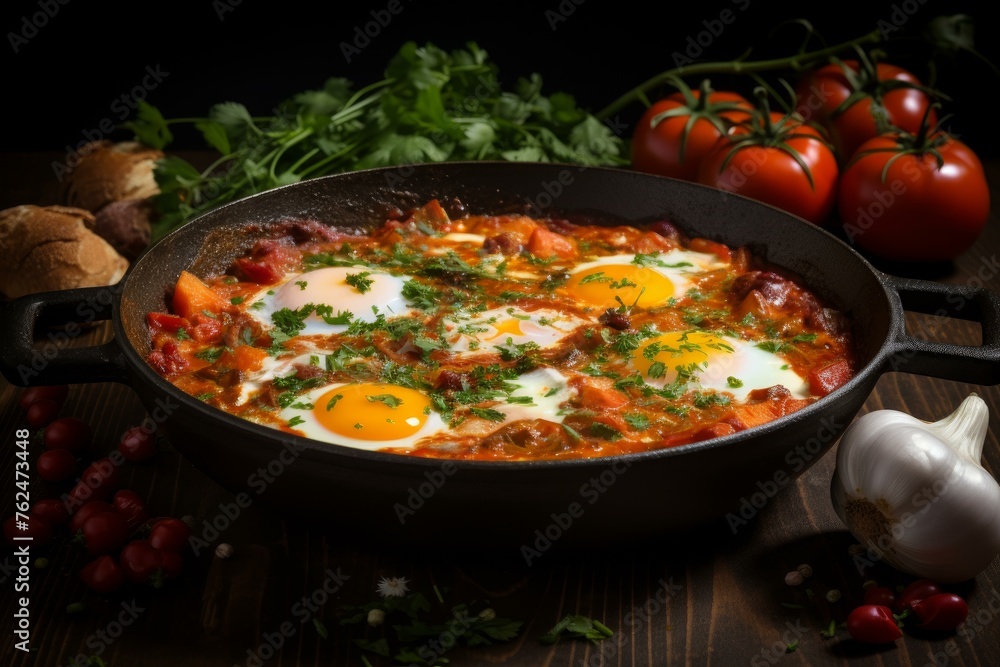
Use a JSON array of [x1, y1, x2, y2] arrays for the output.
[[31, 499, 71, 527], [4, 514, 53, 547], [847, 604, 902, 644], [36, 448, 78, 482], [112, 490, 148, 532], [631, 83, 752, 181], [18, 385, 69, 411], [910, 593, 969, 631], [119, 540, 180, 587], [80, 555, 125, 594], [148, 518, 192, 553], [25, 399, 61, 428], [698, 110, 839, 224], [863, 586, 897, 608], [79, 511, 129, 556], [894, 579, 944, 612], [69, 500, 116, 534], [72, 457, 121, 502], [118, 426, 157, 462], [119, 540, 162, 584], [795, 59, 935, 160], [838, 130, 989, 262], [43, 417, 93, 453]]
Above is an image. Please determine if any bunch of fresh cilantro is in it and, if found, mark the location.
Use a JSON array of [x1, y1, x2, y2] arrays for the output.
[[127, 41, 627, 241]]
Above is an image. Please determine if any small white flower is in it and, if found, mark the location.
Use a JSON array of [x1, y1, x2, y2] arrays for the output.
[[377, 576, 410, 598]]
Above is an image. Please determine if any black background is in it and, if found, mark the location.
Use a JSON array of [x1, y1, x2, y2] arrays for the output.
[[1, 0, 997, 156]]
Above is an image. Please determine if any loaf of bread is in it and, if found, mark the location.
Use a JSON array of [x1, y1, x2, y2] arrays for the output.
[[0, 205, 129, 299], [62, 141, 163, 212]]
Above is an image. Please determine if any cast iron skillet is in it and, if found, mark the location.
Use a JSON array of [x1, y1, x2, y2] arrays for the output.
[[3, 163, 999, 550]]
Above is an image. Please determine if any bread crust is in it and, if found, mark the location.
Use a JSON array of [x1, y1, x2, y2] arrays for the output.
[[0, 205, 129, 299]]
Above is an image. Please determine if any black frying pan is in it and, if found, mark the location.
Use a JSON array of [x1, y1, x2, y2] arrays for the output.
[[3, 162, 998, 550]]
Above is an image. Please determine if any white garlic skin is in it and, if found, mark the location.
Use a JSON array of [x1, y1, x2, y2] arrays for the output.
[[830, 394, 1000, 583]]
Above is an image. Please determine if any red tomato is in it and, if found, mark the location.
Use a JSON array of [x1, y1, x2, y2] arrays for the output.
[[910, 593, 969, 631], [118, 426, 157, 462], [847, 604, 902, 644], [4, 514, 53, 547], [863, 586, 897, 608], [25, 399, 61, 428], [43, 417, 93, 452], [18, 385, 69, 411], [146, 312, 190, 334], [79, 511, 129, 556], [112, 490, 149, 532], [36, 448, 78, 482], [69, 500, 116, 534], [808, 360, 853, 397], [796, 59, 935, 160], [80, 555, 125, 594], [119, 540, 180, 587], [894, 578, 943, 612], [632, 84, 752, 181], [73, 457, 121, 502], [148, 518, 192, 553], [31, 499, 71, 527], [698, 111, 839, 224], [838, 131, 989, 262]]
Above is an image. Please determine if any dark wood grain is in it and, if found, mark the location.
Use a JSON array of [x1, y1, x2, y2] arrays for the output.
[[2, 153, 999, 667]]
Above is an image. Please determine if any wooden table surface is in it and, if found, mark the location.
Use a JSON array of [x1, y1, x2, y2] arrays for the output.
[[2, 152, 999, 667]]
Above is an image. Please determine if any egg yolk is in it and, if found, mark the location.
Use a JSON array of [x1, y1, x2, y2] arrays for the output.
[[313, 383, 431, 441], [631, 331, 735, 382], [484, 318, 525, 341], [565, 265, 674, 309]]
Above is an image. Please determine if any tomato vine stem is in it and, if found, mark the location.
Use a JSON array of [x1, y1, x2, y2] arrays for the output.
[[596, 28, 884, 120]]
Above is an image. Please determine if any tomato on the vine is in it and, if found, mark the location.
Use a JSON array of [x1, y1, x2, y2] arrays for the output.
[[847, 604, 902, 644], [31, 499, 71, 527], [69, 500, 116, 534], [795, 57, 936, 161], [112, 490, 148, 533], [698, 93, 839, 224], [18, 385, 69, 411], [119, 539, 182, 587], [838, 122, 989, 262], [148, 518, 192, 553], [43, 417, 92, 453], [26, 399, 61, 429], [118, 426, 157, 462], [631, 80, 752, 181], [863, 586, 897, 608]]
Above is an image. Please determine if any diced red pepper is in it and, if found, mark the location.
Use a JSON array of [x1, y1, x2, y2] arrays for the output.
[[147, 312, 190, 334], [809, 360, 852, 397]]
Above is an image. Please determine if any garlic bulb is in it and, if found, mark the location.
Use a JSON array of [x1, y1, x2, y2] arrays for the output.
[[830, 394, 1000, 583]]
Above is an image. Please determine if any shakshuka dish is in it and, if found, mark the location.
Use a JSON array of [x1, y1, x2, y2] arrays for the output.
[[145, 199, 856, 460]]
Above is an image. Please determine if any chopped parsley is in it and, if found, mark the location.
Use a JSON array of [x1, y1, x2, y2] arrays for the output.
[[194, 346, 227, 363], [325, 393, 344, 411], [366, 394, 403, 409], [589, 423, 622, 441], [344, 271, 374, 294], [727, 376, 744, 388], [230, 296, 245, 305], [175, 327, 190, 341], [470, 407, 506, 422], [624, 413, 650, 430], [287, 415, 306, 427]]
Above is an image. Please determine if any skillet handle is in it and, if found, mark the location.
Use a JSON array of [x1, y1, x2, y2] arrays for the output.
[[0, 286, 129, 387], [884, 274, 1000, 385]]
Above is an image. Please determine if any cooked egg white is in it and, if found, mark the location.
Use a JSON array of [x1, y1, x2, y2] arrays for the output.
[[630, 331, 810, 401], [443, 307, 583, 358], [563, 250, 727, 310], [279, 381, 448, 452], [493, 367, 574, 423], [245, 266, 414, 335]]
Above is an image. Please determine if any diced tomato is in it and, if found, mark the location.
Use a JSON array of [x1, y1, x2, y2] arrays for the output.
[[147, 312, 190, 333], [236, 257, 283, 284], [409, 199, 450, 226], [172, 271, 228, 320], [692, 423, 737, 441], [527, 227, 577, 260], [809, 360, 853, 397], [633, 231, 678, 253], [187, 314, 224, 344], [724, 401, 779, 430], [689, 238, 732, 262], [737, 290, 769, 320], [148, 341, 189, 376]]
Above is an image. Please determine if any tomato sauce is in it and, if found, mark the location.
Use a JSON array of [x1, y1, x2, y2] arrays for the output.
[[146, 200, 857, 461]]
